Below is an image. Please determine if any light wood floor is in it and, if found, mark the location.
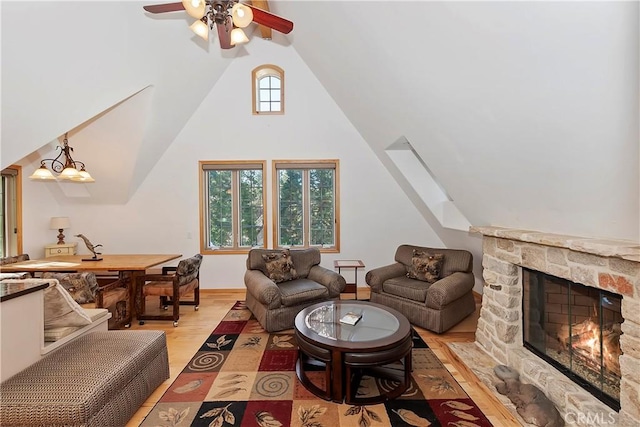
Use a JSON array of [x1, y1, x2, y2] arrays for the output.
[[126, 289, 520, 427]]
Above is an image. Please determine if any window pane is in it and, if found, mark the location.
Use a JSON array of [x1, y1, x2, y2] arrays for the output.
[[207, 170, 233, 247], [260, 102, 271, 111], [271, 90, 281, 102], [259, 77, 270, 89], [259, 89, 271, 102], [271, 102, 281, 112], [270, 77, 281, 89], [239, 169, 264, 247], [309, 169, 335, 246], [278, 169, 303, 246]]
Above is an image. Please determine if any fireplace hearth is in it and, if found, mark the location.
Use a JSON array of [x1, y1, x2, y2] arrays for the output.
[[523, 268, 622, 410], [469, 227, 640, 426]]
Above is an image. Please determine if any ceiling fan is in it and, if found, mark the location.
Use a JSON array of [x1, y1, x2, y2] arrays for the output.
[[143, 0, 293, 49]]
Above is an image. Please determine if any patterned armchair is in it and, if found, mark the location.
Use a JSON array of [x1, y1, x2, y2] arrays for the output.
[[42, 272, 131, 329], [244, 248, 346, 332]]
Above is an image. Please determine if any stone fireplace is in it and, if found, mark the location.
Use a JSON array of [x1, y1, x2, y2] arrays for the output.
[[469, 226, 639, 426]]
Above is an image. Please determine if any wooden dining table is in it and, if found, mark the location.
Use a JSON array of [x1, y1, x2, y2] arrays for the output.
[[0, 254, 182, 319]]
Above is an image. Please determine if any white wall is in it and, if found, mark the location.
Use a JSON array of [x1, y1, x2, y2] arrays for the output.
[[19, 36, 443, 288]]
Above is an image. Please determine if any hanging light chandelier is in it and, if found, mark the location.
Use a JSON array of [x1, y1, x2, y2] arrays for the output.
[[183, 0, 253, 43], [29, 133, 95, 183]]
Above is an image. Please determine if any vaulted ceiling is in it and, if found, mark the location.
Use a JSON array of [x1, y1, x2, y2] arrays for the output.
[[2, 1, 638, 242]]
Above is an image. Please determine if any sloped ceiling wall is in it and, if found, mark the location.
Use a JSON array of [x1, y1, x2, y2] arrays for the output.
[[1, 1, 236, 202], [2, 1, 638, 245], [278, 1, 639, 242]]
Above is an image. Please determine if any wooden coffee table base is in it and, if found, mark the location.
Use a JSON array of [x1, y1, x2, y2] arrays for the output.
[[295, 315, 412, 404]]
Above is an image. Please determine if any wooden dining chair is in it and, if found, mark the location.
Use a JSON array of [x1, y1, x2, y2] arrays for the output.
[[136, 254, 202, 327]]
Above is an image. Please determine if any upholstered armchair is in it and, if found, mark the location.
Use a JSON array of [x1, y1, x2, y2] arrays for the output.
[[366, 244, 476, 333], [41, 272, 131, 329], [244, 248, 346, 332], [136, 254, 202, 327]]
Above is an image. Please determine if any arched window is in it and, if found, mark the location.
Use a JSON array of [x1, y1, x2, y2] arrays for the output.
[[252, 64, 284, 115]]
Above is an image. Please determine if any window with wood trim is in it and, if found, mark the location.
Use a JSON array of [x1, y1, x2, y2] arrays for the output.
[[273, 160, 339, 252], [252, 64, 284, 115], [199, 161, 267, 254]]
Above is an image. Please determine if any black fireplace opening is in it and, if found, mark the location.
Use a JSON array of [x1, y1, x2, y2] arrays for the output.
[[522, 268, 623, 411]]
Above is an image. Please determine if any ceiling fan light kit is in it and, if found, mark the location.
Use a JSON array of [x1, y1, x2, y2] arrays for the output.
[[143, 0, 293, 49]]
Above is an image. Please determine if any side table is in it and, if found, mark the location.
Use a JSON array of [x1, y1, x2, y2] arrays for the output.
[[333, 260, 365, 300]]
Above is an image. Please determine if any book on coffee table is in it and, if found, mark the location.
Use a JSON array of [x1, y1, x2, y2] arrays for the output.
[[339, 312, 362, 325]]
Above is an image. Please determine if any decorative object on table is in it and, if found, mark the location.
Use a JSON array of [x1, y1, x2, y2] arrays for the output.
[[44, 242, 77, 258], [339, 311, 362, 325], [140, 302, 493, 427], [75, 234, 103, 261], [50, 217, 71, 244], [28, 132, 95, 182]]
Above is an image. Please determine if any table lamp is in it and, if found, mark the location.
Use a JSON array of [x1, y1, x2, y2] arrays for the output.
[[50, 217, 71, 244]]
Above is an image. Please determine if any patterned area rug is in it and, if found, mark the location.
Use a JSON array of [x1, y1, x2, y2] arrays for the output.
[[141, 301, 492, 426]]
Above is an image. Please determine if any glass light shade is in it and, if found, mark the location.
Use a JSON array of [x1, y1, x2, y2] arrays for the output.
[[59, 167, 81, 180], [72, 170, 95, 183], [29, 166, 56, 180], [190, 19, 209, 40], [182, 0, 206, 19], [50, 217, 71, 230], [231, 3, 253, 28], [230, 28, 249, 45]]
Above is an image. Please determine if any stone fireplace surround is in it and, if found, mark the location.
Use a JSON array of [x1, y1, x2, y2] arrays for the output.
[[467, 226, 639, 426]]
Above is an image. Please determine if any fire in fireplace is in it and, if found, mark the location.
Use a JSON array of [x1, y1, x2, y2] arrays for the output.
[[522, 268, 623, 410]]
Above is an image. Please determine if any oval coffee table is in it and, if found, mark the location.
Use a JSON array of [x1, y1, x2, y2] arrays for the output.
[[294, 300, 412, 404]]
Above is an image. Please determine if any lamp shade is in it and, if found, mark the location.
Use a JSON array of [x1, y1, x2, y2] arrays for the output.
[[59, 167, 81, 180], [72, 169, 95, 183], [29, 166, 56, 181], [182, 0, 206, 19], [230, 27, 249, 45], [190, 19, 209, 40], [50, 217, 70, 230], [231, 3, 253, 28]]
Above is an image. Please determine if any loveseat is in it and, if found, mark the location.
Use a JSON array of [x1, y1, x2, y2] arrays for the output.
[[244, 248, 346, 332], [366, 244, 476, 333]]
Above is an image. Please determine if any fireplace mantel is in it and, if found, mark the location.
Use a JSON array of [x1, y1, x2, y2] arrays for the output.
[[468, 226, 640, 427], [471, 226, 640, 262]]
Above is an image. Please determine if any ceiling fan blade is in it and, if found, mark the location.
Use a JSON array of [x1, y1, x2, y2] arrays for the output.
[[249, 0, 272, 39], [217, 19, 234, 49], [143, 2, 185, 13], [247, 5, 293, 34]]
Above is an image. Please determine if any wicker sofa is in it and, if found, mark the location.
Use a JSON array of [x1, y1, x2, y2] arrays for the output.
[[366, 244, 476, 333], [244, 248, 346, 332]]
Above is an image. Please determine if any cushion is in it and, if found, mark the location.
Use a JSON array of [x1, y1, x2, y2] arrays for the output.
[[262, 249, 298, 283], [406, 250, 444, 283], [42, 272, 98, 304], [176, 254, 203, 286], [44, 280, 92, 329]]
